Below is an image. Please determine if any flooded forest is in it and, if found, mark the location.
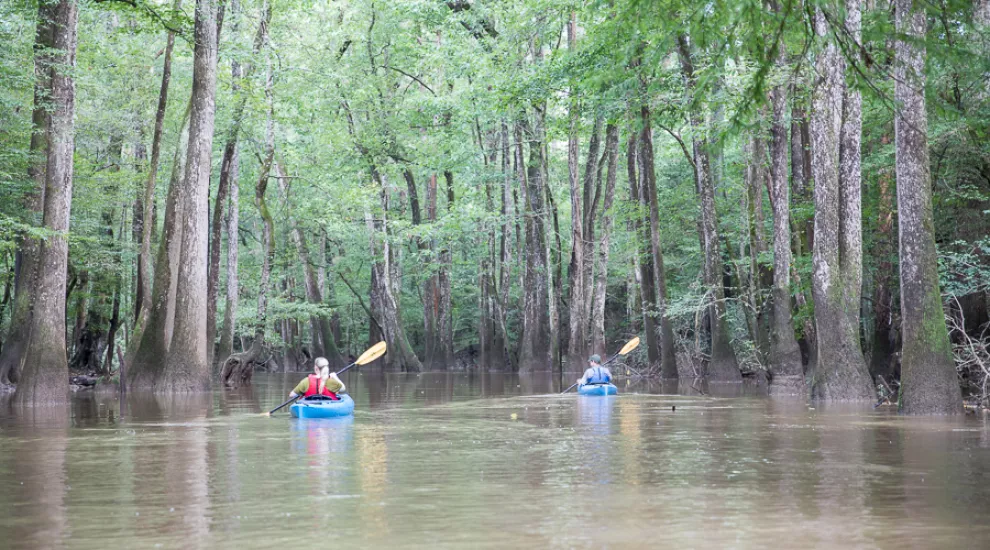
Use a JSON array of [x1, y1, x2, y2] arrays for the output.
[[1, 0, 990, 413]]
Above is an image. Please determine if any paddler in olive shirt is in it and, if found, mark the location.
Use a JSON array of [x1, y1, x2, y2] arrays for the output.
[[289, 357, 345, 400]]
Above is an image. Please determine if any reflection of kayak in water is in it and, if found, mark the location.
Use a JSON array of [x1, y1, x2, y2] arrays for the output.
[[291, 417, 354, 472], [290, 395, 355, 418], [577, 383, 617, 396]]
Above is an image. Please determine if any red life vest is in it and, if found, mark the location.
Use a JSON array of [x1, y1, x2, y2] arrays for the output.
[[303, 374, 337, 398]]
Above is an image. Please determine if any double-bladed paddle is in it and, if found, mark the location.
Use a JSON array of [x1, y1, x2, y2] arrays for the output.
[[264, 341, 388, 416], [561, 336, 641, 394]]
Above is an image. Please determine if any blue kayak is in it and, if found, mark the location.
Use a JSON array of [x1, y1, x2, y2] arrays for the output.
[[290, 395, 355, 418], [578, 383, 618, 396]]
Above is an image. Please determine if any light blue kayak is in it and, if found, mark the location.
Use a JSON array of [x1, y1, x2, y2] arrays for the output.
[[578, 383, 617, 396], [290, 395, 355, 418]]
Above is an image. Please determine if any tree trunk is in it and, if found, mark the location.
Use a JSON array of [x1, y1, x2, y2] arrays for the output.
[[590, 123, 619, 358], [162, 0, 220, 392], [895, 0, 962, 414], [748, 132, 772, 357], [870, 134, 896, 380], [677, 34, 740, 381], [216, 132, 239, 368], [126, 103, 191, 388], [0, 0, 53, 386], [640, 108, 679, 378], [492, 121, 514, 370], [581, 118, 603, 350], [437, 172, 455, 367], [14, 0, 78, 405], [220, 151, 274, 387], [276, 160, 344, 368], [366, 176, 422, 372], [406, 169, 435, 365], [768, 68, 805, 395], [628, 130, 661, 370], [136, 0, 181, 329], [565, 12, 586, 371], [517, 119, 552, 372], [809, 5, 874, 401]]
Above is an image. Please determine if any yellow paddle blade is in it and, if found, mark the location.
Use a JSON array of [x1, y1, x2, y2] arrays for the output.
[[618, 336, 640, 356], [355, 341, 387, 365]]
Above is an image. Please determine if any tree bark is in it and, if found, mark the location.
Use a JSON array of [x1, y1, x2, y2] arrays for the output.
[[809, 4, 874, 401], [677, 34, 740, 381], [895, 0, 962, 414], [590, 123, 619, 358], [162, 0, 220, 392], [640, 108, 679, 378], [14, 0, 78, 405], [0, 0, 53, 386], [768, 66, 805, 395]]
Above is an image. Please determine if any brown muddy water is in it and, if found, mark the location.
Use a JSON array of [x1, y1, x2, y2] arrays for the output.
[[1, 372, 989, 549]]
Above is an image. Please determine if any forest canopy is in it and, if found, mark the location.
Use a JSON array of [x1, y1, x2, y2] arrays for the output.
[[0, 0, 988, 413]]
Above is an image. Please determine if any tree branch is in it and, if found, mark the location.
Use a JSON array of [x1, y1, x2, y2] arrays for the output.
[[93, 0, 190, 40]]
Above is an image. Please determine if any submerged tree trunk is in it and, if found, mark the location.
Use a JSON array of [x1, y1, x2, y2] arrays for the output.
[[162, 0, 220, 392], [15, 0, 78, 405], [0, 0, 53, 386], [809, 4, 874, 401], [768, 69, 805, 395], [895, 0, 962, 414], [677, 34, 740, 381], [590, 123, 619, 358]]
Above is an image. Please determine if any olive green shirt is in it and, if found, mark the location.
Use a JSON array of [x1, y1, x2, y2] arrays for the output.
[[293, 375, 344, 395]]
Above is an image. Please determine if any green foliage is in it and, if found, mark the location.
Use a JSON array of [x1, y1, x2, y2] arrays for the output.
[[1, 0, 988, 370]]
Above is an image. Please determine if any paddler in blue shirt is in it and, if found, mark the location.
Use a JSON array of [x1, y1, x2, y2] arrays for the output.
[[577, 354, 611, 386]]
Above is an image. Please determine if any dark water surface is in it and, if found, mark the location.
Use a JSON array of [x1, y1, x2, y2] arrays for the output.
[[1, 372, 989, 549]]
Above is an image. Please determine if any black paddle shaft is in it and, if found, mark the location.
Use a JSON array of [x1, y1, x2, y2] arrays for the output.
[[267, 395, 301, 416]]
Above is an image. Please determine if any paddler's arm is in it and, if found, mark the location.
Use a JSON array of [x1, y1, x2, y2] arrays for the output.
[[325, 372, 345, 393], [289, 378, 309, 398], [576, 368, 591, 385]]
